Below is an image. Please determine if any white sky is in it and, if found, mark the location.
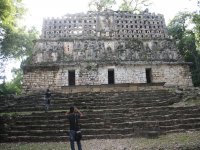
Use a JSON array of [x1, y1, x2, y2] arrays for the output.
[[22, 0, 198, 32], [5, 0, 198, 81]]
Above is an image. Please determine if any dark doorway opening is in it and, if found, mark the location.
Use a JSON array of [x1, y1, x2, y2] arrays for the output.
[[68, 70, 75, 86], [108, 69, 115, 84], [146, 68, 152, 83]]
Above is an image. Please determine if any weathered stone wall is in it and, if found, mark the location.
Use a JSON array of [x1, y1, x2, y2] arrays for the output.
[[42, 9, 167, 40], [23, 63, 193, 91], [22, 10, 193, 91], [150, 64, 192, 87], [23, 67, 60, 91], [31, 39, 182, 64]]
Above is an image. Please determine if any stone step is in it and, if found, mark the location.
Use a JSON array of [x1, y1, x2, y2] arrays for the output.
[[10, 122, 106, 130], [2, 89, 199, 142], [51, 90, 170, 98], [1, 94, 179, 110], [13, 119, 104, 126], [134, 106, 200, 114], [161, 128, 200, 134], [12, 110, 200, 124], [0, 96, 181, 112], [55, 93, 176, 102], [10, 113, 200, 130], [132, 113, 200, 121], [11, 117, 200, 129], [132, 108, 200, 117], [5, 109, 199, 124], [1, 133, 136, 142], [6, 128, 136, 137], [159, 123, 200, 132], [0, 91, 178, 107], [8, 122, 200, 141], [158, 118, 200, 126], [6, 108, 199, 123], [7, 121, 200, 138], [57, 98, 177, 108], [1, 99, 180, 113], [1, 135, 68, 142]]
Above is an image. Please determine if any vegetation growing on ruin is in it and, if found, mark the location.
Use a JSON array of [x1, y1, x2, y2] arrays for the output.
[[168, 10, 200, 86]]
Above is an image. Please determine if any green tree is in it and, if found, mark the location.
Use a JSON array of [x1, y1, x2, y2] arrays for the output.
[[1, 26, 38, 59], [168, 12, 200, 86], [119, 0, 151, 12], [88, 0, 116, 11], [0, 68, 22, 95], [0, 0, 25, 30], [192, 14, 200, 50], [0, 0, 26, 82], [0, 26, 38, 94], [0, 0, 38, 94], [192, 0, 200, 86], [0, 26, 38, 83]]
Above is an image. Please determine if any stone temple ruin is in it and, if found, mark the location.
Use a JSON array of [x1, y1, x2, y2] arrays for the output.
[[22, 9, 193, 92]]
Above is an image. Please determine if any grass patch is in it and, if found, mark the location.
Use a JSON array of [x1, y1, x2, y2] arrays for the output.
[[173, 98, 200, 107], [185, 98, 200, 106]]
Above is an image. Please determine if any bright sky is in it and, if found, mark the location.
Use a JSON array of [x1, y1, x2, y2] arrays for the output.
[[22, 0, 198, 32], [5, 0, 198, 81]]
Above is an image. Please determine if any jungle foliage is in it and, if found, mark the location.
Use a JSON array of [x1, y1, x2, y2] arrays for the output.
[[0, 0, 38, 95], [168, 9, 200, 86]]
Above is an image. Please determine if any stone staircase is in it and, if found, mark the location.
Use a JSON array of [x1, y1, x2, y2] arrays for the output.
[[1, 89, 200, 142]]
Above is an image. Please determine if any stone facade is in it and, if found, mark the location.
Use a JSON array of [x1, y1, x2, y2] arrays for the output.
[[42, 9, 167, 39], [23, 10, 193, 92], [33, 39, 181, 62]]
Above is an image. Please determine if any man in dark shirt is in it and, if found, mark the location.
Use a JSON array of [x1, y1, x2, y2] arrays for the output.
[[66, 106, 83, 150], [45, 89, 51, 111]]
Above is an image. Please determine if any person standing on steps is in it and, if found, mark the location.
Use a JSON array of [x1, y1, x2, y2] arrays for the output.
[[45, 88, 51, 112], [66, 106, 83, 150]]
